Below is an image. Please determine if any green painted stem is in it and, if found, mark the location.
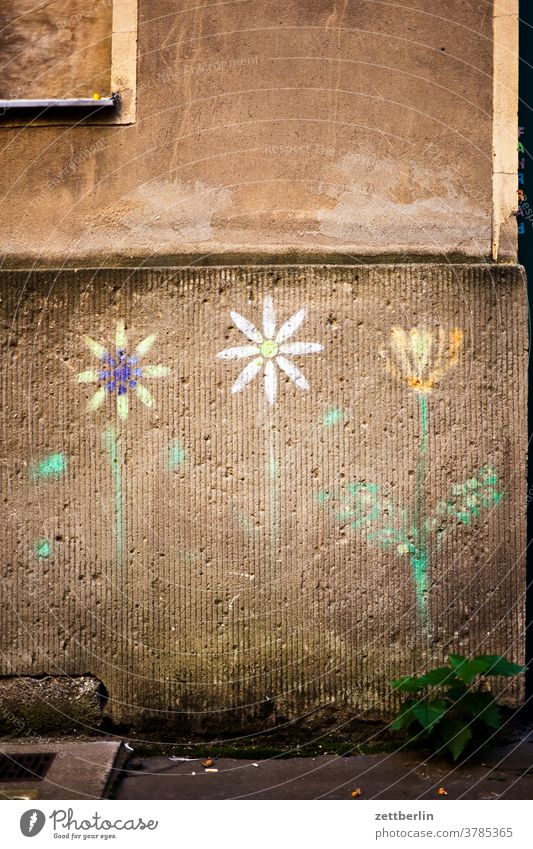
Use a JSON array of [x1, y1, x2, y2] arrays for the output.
[[414, 393, 429, 627], [102, 427, 125, 567], [267, 405, 279, 555]]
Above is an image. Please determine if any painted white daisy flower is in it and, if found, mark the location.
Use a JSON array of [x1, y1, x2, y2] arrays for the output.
[[216, 295, 323, 405], [76, 319, 170, 419]]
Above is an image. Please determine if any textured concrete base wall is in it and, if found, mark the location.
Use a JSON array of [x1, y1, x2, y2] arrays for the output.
[[0, 265, 526, 729]]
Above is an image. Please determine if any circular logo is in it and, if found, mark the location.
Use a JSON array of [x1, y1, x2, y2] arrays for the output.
[[20, 809, 46, 837]]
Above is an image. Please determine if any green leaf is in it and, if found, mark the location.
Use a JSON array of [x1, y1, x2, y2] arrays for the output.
[[418, 667, 462, 688], [448, 654, 492, 684], [412, 699, 448, 731], [390, 699, 416, 731], [439, 718, 472, 761], [475, 655, 526, 677], [460, 693, 502, 729], [447, 685, 469, 700], [390, 676, 425, 693]]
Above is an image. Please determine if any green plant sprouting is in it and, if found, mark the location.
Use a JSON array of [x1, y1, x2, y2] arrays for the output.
[[389, 654, 525, 761]]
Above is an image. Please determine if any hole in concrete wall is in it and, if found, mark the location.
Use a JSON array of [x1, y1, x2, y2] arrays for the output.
[[95, 678, 109, 710]]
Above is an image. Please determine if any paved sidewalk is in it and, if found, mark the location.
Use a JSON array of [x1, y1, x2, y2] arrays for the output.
[[114, 741, 533, 800]]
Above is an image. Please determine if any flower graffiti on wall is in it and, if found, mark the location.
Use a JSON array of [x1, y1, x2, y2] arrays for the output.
[[216, 294, 323, 553], [75, 319, 170, 567], [320, 324, 504, 636], [387, 326, 463, 394], [216, 295, 322, 405], [76, 319, 169, 419]]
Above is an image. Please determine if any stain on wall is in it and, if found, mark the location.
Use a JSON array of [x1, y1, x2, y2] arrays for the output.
[[0, 265, 526, 727]]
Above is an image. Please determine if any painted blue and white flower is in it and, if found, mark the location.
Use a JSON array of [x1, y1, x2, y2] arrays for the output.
[[216, 296, 323, 405], [76, 320, 169, 419]]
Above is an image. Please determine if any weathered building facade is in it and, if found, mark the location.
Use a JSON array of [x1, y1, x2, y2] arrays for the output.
[[0, 0, 525, 730]]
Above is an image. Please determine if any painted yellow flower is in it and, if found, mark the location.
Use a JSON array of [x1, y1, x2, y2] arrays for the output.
[[76, 320, 169, 419], [388, 326, 463, 394]]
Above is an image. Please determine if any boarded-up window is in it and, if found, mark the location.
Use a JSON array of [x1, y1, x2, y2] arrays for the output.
[[0, 1, 113, 99]]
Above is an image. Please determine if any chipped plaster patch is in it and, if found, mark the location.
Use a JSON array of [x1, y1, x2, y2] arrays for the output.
[[119, 179, 232, 245], [315, 154, 491, 250]]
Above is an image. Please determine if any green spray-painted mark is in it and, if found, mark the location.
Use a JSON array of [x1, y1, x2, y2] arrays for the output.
[[236, 511, 259, 538], [263, 404, 281, 556], [320, 460, 504, 636], [413, 393, 429, 625], [102, 428, 124, 567], [323, 406, 344, 427], [31, 452, 67, 481], [34, 538, 51, 558], [435, 466, 504, 528], [169, 440, 188, 470], [267, 412, 279, 552]]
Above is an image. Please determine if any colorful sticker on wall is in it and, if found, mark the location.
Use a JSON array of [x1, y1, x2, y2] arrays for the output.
[[75, 320, 170, 566], [319, 325, 504, 635], [216, 295, 323, 550]]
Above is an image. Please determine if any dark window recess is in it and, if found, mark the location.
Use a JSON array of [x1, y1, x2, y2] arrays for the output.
[[0, 752, 55, 782]]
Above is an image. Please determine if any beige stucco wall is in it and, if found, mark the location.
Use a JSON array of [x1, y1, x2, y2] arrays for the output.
[[0, 4, 524, 730], [0, 0, 515, 265]]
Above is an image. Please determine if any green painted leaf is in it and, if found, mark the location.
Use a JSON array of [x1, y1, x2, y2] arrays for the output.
[[412, 699, 448, 731], [434, 467, 504, 534], [448, 655, 492, 684], [474, 655, 526, 677], [390, 699, 416, 730], [390, 676, 425, 693], [439, 719, 472, 761], [460, 693, 502, 729], [320, 481, 408, 554], [367, 527, 405, 546]]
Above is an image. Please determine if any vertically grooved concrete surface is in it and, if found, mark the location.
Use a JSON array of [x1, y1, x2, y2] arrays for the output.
[[0, 265, 526, 728]]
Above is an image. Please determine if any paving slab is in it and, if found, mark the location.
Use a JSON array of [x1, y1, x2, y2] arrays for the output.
[[0, 740, 125, 800], [114, 751, 533, 801]]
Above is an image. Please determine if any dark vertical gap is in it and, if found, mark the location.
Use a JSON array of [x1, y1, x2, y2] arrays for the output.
[[519, 0, 533, 709]]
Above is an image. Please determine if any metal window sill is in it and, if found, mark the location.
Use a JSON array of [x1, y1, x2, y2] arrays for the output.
[[0, 94, 118, 114]]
